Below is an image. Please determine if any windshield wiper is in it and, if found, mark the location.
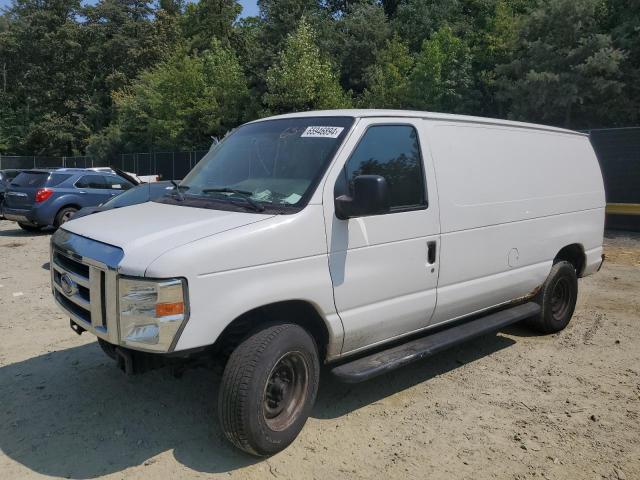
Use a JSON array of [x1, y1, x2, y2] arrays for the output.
[[202, 187, 265, 212], [170, 180, 188, 201]]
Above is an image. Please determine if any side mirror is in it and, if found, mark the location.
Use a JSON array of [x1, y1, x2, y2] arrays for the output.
[[335, 175, 390, 220]]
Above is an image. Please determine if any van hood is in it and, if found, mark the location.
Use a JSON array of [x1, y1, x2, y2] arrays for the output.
[[61, 201, 274, 275]]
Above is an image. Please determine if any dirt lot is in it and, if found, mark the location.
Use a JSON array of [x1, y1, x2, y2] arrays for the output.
[[0, 220, 639, 480]]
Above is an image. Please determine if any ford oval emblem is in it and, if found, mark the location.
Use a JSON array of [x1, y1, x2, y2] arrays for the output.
[[60, 273, 78, 297]]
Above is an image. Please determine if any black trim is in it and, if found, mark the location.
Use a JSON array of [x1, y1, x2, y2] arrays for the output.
[[332, 302, 540, 383], [334, 122, 429, 217]]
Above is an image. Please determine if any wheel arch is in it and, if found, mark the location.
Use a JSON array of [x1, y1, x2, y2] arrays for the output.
[[554, 243, 586, 277], [213, 299, 332, 363]]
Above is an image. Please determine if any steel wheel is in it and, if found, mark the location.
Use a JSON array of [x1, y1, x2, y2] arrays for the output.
[[262, 351, 309, 431], [528, 260, 578, 334], [550, 277, 572, 320], [219, 323, 319, 456]]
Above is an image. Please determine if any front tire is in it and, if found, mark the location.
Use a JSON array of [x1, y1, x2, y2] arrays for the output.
[[529, 260, 578, 333], [218, 323, 320, 456]]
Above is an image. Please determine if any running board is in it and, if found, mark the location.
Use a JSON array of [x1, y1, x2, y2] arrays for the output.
[[331, 302, 540, 383]]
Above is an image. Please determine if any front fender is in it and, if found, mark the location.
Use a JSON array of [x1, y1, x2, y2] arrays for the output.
[[173, 254, 343, 359], [145, 206, 344, 359]]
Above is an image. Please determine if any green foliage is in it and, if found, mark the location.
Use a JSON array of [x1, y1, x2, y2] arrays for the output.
[[0, 0, 88, 155], [0, 0, 638, 155], [324, 2, 391, 94], [394, 0, 462, 51], [361, 27, 473, 113], [606, 0, 640, 123], [264, 19, 350, 114], [106, 40, 249, 153], [409, 26, 473, 113], [182, 0, 241, 51], [360, 36, 413, 108], [496, 0, 625, 127]]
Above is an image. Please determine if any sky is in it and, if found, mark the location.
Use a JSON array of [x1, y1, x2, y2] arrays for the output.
[[0, 0, 260, 18]]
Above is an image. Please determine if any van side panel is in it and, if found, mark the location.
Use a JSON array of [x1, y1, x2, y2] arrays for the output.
[[428, 123, 605, 325]]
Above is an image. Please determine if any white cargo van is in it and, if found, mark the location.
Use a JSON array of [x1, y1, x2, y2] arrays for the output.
[[51, 110, 605, 455]]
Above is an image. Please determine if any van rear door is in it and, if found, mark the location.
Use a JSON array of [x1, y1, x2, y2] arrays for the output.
[[322, 118, 441, 355]]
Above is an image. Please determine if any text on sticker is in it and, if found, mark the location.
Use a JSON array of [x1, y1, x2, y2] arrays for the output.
[[301, 126, 344, 138]]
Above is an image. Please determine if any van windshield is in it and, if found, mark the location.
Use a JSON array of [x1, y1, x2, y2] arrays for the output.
[[159, 117, 354, 213]]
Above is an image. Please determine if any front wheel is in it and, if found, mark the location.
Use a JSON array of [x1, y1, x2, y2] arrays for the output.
[[218, 323, 320, 456], [528, 260, 578, 333]]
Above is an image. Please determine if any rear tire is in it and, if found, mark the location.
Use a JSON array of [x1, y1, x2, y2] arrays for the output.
[[54, 206, 78, 227], [528, 260, 578, 333], [218, 323, 320, 456], [18, 222, 42, 232]]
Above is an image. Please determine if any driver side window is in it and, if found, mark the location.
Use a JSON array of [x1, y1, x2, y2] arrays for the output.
[[336, 125, 427, 211]]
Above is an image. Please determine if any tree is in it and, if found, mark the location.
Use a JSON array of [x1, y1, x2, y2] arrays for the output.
[[323, 2, 391, 94], [82, 0, 180, 134], [408, 26, 473, 113], [606, 0, 640, 124], [470, 0, 520, 117], [360, 36, 413, 108], [98, 40, 249, 153], [264, 19, 350, 114], [0, 0, 89, 155], [257, 0, 320, 52], [496, 0, 625, 127], [182, 0, 241, 51], [394, 0, 462, 51]]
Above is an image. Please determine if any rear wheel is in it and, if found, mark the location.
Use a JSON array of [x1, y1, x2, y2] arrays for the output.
[[18, 222, 42, 232], [218, 323, 320, 456], [528, 261, 578, 333], [54, 206, 78, 228]]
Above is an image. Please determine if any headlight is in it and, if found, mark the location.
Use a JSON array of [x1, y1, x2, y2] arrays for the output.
[[118, 277, 188, 352]]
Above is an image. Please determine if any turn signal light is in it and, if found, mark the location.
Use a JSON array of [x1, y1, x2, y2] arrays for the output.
[[35, 188, 54, 203], [155, 302, 184, 317]]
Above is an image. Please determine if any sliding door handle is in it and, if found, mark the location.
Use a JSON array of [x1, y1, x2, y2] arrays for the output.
[[427, 241, 437, 265]]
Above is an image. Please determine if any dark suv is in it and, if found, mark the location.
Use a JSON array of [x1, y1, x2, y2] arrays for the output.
[[0, 169, 25, 218], [2, 169, 135, 231]]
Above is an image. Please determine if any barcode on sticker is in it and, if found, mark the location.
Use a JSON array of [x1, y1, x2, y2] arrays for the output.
[[301, 126, 344, 138]]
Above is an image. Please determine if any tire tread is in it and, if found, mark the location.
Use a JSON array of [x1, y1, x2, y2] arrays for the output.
[[219, 323, 298, 455]]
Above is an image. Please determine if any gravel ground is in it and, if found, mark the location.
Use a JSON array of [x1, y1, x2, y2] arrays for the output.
[[0, 220, 639, 480]]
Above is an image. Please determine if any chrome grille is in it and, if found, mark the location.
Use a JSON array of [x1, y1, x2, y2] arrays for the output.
[[51, 247, 118, 342], [52, 250, 100, 325], [50, 229, 123, 344]]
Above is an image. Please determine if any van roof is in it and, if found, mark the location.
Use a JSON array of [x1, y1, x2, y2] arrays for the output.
[[251, 109, 586, 137]]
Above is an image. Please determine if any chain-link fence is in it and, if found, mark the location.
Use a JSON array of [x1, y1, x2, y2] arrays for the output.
[[0, 151, 209, 180]]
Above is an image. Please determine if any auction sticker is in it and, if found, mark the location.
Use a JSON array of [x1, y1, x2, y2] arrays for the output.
[[301, 126, 344, 138]]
